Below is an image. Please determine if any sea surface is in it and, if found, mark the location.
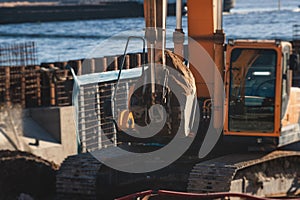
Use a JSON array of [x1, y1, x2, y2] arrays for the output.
[[0, 0, 299, 63]]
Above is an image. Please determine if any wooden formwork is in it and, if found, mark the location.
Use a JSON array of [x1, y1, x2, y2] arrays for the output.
[[0, 66, 41, 108], [40, 62, 73, 107], [54, 69, 73, 107], [0, 67, 5, 105], [0, 41, 40, 107], [23, 65, 41, 107], [77, 53, 147, 75], [0, 52, 148, 108], [50, 53, 146, 107]]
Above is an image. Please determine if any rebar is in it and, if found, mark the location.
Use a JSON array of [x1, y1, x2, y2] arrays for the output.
[[0, 42, 38, 67], [293, 25, 300, 39]]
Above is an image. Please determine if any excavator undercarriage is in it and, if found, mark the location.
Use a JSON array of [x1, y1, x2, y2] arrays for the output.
[[55, 0, 300, 197]]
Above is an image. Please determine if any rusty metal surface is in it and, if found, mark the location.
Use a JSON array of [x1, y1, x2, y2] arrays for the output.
[[0, 42, 39, 107], [0, 65, 41, 107], [0, 47, 147, 108]]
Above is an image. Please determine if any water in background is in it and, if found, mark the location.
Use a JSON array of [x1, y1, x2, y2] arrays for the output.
[[0, 0, 299, 63]]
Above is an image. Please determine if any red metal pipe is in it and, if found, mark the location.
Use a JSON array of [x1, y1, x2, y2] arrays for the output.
[[115, 190, 286, 200], [115, 190, 153, 200], [158, 190, 277, 200]]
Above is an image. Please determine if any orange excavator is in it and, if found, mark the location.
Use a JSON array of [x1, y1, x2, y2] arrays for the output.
[[57, 0, 300, 199]]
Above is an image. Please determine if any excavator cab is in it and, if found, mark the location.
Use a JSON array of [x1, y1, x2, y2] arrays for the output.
[[224, 40, 300, 149]]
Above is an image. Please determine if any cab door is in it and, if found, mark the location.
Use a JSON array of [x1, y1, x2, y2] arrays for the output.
[[224, 43, 282, 139]]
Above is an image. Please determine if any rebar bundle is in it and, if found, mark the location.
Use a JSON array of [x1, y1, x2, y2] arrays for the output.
[[0, 42, 38, 67], [293, 24, 300, 40], [0, 42, 39, 107]]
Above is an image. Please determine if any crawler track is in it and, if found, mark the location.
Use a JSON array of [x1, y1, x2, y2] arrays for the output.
[[56, 151, 152, 200], [188, 150, 300, 197], [0, 150, 57, 199], [56, 153, 102, 200]]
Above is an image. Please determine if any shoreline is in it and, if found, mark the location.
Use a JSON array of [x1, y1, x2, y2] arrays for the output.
[[0, 2, 176, 24]]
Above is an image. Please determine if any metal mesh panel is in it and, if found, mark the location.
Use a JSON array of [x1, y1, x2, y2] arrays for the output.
[[72, 68, 143, 153]]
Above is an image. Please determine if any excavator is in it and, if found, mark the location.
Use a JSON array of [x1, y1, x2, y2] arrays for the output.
[[57, 0, 300, 199]]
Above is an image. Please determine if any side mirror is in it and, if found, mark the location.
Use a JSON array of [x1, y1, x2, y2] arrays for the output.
[[290, 54, 300, 71]]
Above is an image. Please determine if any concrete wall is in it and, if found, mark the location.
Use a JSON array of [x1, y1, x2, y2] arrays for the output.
[[28, 106, 77, 164], [30, 107, 61, 142]]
